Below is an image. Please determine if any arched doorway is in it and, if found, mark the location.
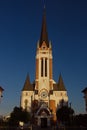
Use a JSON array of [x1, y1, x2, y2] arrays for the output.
[[36, 104, 52, 127]]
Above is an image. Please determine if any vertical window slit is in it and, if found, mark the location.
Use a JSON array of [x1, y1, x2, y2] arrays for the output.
[[41, 58, 43, 76], [45, 58, 47, 77]]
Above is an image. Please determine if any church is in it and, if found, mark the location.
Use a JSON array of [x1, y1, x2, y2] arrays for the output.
[[20, 7, 68, 127]]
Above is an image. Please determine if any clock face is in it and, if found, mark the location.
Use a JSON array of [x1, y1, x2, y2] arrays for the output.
[[41, 91, 48, 98]]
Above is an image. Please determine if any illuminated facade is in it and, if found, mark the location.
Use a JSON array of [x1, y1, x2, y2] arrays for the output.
[[20, 8, 68, 127]]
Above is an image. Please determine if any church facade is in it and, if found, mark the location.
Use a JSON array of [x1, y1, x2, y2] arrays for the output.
[[20, 9, 68, 127]]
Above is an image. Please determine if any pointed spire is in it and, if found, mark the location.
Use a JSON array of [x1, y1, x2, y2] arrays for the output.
[[0, 86, 4, 92], [22, 74, 33, 91], [58, 73, 66, 91], [39, 6, 49, 47]]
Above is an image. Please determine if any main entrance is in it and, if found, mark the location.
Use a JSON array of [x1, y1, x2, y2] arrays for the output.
[[41, 118, 47, 128], [35, 104, 53, 126]]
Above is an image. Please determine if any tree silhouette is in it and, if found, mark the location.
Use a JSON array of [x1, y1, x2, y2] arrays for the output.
[[56, 106, 74, 125], [9, 106, 31, 126]]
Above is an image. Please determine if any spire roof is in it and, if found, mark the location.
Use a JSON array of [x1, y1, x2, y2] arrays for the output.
[[0, 86, 4, 92], [57, 74, 66, 91], [82, 87, 87, 93], [22, 74, 33, 91], [39, 7, 49, 47], [53, 74, 67, 91]]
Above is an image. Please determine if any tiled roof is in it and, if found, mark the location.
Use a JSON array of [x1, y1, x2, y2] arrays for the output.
[[0, 86, 4, 91], [53, 74, 66, 91], [57, 74, 66, 91], [22, 74, 33, 91], [53, 83, 58, 91], [82, 87, 87, 93]]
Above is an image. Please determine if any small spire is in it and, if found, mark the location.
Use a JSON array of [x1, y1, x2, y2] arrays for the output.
[[22, 74, 33, 91], [58, 73, 66, 91], [0, 86, 4, 92]]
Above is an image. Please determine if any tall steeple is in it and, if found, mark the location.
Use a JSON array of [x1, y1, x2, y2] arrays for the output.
[[35, 5, 52, 91], [39, 6, 49, 47]]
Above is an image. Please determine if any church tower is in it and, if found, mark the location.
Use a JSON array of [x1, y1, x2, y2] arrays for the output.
[[35, 9, 53, 104], [20, 7, 68, 127]]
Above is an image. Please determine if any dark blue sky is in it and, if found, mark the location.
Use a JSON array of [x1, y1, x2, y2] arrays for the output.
[[0, 0, 87, 115]]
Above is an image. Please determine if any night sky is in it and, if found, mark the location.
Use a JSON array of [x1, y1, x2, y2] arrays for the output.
[[0, 0, 87, 116]]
